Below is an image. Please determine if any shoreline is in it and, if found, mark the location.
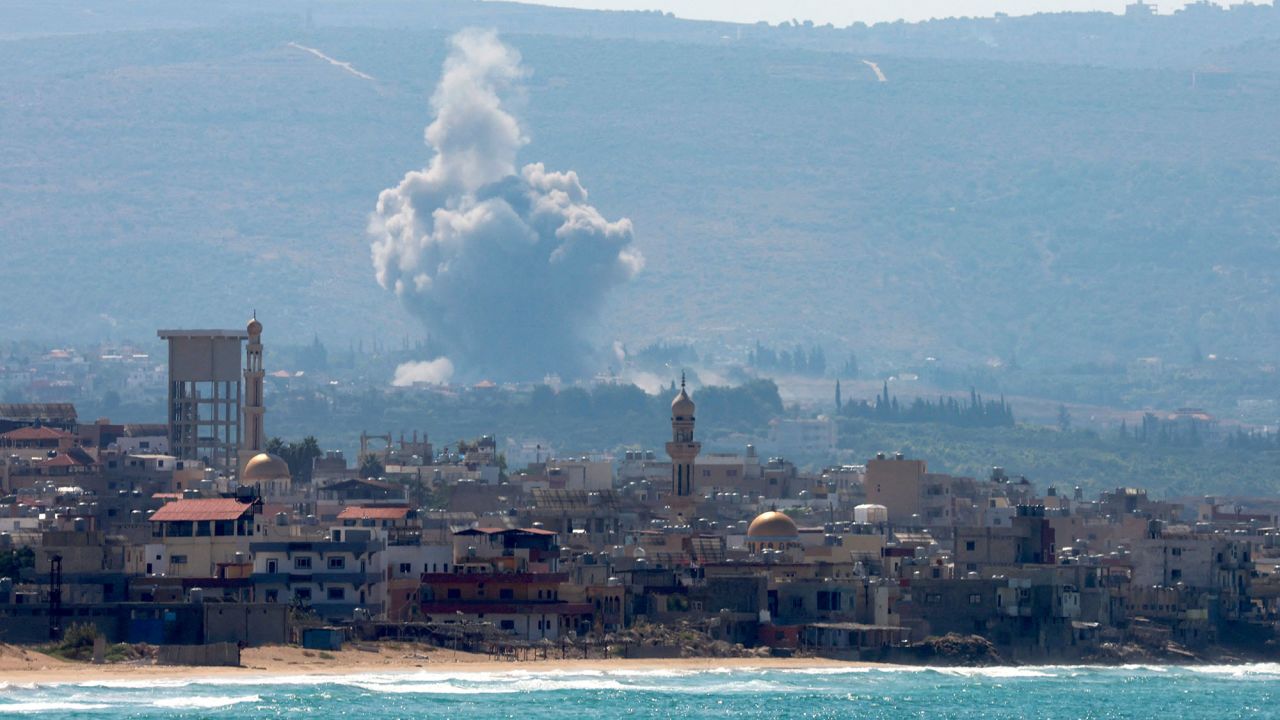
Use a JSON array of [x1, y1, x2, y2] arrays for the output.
[[0, 645, 890, 685], [0, 643, 1270, 686]]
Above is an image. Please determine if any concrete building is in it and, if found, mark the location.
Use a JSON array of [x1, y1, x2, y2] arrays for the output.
[[863, 453, 927, 524], [418, 572, 592, 641], [157, 327, 248, 471], [251, 526, 388, 620], [143, 496, 262, 577]]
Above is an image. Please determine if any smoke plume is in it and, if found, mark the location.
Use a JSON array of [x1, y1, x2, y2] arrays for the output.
[[391, 358, 455, 387], [370, 29, 642, 380]]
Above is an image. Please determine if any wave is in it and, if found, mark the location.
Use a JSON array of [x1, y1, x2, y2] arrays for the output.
[[929, 666, 1057, 678], [0, 701, 113, 713], [347, 674, 791, 695], [1184, 663, 1280, 678], [152, 694, 261, 709]]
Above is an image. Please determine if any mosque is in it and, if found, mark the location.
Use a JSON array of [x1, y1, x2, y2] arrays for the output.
[[664, 374, 799, 555], [237, 315, 291, 497]]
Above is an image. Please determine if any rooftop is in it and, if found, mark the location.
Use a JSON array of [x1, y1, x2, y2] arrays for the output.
[[156, 329, 249, 339], [337, 505, 411, 521], [150, 498, 256, 522], [1, 426, 73, 441]]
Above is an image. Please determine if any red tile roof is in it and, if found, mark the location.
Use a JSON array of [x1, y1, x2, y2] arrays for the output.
[[35, 453, 89, 468], [150, 498, 256, 522], [1, 426, 72, 441], [338, 506, 410, 521]]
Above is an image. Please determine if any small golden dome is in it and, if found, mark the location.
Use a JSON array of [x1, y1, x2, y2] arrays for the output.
[[747, 510, 798, 538], [242, 452, 290, 481], [671, 388, 695, 416]]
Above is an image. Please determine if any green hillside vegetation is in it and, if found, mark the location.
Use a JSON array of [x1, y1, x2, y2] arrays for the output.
[[837, 416, 1280, 499], [254, 375, 1280, 499], [1, 17, 1278, 375]]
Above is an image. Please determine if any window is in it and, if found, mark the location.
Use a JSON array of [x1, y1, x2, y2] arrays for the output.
[[500, 620, 515, 630], [1171, 547, 1182, 557], [965, 541, 976, 552], [926, 593, 942, 604], [169, 555, 187, 565], [327, 587, 345, 601], [265, 590, 278, 603], [295, 588, 312, 601], [294, 557, 312, 570], [328, 557, 346, 570], [266, 560, 278, 574], [447, 588, 461, 599], [499, 588, 514, 600], [399, 563, 412, 574], [969, 594, 982, 605]]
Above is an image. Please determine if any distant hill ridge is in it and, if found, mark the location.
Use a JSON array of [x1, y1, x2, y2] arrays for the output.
[[0, 1, 1277, 374]]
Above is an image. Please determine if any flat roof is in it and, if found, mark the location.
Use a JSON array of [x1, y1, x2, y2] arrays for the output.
[[157, 330, 249, 339]]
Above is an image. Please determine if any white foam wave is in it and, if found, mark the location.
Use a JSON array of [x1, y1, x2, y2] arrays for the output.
[[1185, 663, 1280, 678], [779, 666, 927, 676], [153, 694, 261, 709], [0, 701, 113, 713], [930, 667, 1056, 678]]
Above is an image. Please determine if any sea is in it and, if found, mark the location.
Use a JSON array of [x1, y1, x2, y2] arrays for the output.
[[2, 664, 1279, 718]]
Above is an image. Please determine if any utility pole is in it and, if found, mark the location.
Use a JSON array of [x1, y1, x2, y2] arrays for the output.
[[48, 554, 63, 640]]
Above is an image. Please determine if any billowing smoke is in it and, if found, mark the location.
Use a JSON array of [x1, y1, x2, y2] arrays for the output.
[[391, 358, 455, 387], [370, 29, 642, 381]]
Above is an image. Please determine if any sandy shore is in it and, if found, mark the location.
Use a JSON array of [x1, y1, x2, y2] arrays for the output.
[[0, 643, 886, 685]]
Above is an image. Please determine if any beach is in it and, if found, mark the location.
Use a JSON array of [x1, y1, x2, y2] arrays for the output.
[[0, 643, 884, 685]]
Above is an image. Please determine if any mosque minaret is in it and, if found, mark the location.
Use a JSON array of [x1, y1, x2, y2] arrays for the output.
[[238, 314, 291, 496], [666, 373, 701, 499], [239, 313, 266, 471]]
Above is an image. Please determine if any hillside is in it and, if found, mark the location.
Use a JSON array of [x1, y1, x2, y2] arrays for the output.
[[1, 3, 1279, 379]]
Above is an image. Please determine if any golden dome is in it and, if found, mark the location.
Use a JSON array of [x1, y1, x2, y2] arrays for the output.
[[747, 510, 798, 538], [242, 452, 290, 482], [671, 387, 695, 416]]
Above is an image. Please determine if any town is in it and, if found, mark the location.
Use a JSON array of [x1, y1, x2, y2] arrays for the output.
[[0, 316, 1275, 665]]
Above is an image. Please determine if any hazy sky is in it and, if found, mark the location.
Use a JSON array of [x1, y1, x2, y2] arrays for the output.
[[499, 1, 1210, 25]]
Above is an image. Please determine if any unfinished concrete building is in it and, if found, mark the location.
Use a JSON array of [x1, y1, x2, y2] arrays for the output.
[[156, 328, 248, 472]]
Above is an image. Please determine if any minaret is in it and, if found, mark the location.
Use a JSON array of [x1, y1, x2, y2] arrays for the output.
[[666, 372, 701, 498], [239, 313, 266, 473]]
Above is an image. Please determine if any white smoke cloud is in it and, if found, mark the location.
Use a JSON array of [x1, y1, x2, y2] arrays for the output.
[[392, 357, 455, 386], [370, 29, 642, 380]]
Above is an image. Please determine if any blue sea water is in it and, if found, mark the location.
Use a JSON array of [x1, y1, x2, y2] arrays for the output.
[[2, 664, 1279, 718]]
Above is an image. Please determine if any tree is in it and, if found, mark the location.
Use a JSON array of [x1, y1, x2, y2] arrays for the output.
[[0, 546, 33, 580], [359, 454, 385, 479], [840, 352, 859, 379], [266, 436, 323, 483], [1057, 404, 1072, 432]]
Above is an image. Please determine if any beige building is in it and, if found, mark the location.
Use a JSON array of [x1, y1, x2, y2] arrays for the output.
[[864, 454, 927, 524], [140, 497, 262, 577]]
